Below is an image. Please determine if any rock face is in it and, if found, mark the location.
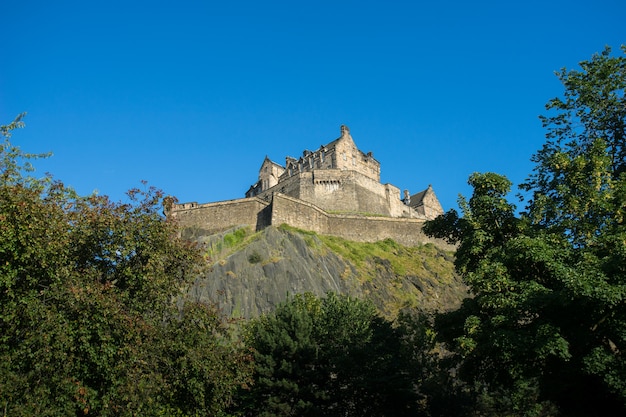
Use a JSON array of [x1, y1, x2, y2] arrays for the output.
[[187, 225, 467, 319]]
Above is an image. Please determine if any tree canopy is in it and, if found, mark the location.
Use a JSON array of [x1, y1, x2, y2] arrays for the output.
[[425, 46, 626, 416], [240, 292, 422, 417], [0, 114, 252, 416]]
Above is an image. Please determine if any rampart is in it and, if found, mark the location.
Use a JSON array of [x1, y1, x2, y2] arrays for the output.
[[169, 193, 455, 250], [170, 197, 271, 239], [270, 193, 454, 249]]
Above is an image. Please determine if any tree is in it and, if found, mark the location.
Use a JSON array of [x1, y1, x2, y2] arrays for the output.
[[241, 292, 420, 417], [425, 46, 626, 416], [524, 45, 626, 245], [0, 114, 252, 416]]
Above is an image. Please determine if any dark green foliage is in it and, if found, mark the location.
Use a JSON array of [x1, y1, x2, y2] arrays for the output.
[[247, 251, 262, 264], [241, 292, 422, 417], [0, 115, 252, 416], [425, 47, 626, 416], [156, 302, 254, 416]]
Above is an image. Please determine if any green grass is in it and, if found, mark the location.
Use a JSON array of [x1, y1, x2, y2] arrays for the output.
[[311, 234, 459, 316], [281, 225, 456, 288], [223, 227, 248, 247], [204, 226, 262, 262], [319, 235, 453, 279], [278, 224, 321, 249]]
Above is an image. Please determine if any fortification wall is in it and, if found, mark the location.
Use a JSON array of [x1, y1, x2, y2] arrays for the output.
[[326, 215, 447, 248], [277, 171, 306, 200], [170, 194, 452, 249], [304, 170, 385, 214], [170, 198, 271, 238], [270, 193, 330, 234], [270, 194, 455, 250]]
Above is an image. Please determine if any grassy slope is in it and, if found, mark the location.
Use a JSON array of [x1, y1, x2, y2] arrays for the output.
[[191, 224, 467, 318]]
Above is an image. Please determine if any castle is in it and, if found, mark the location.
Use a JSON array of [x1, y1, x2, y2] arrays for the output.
[[169, 126, 448, 248]]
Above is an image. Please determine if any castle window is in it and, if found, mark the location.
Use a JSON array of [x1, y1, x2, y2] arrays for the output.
[[352, 155, 356, 166], [320, 150, 325, 163], [342, 152, 346, 161]]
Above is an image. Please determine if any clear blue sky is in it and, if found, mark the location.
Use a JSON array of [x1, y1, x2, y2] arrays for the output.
[[1, 0, 624, 212]]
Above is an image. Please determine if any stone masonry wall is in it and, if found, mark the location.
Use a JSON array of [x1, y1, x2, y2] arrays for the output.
[[251, 169, 423, 218], [270, 193, 455, 250], [170, 193, 453, 249], [332, 133, 381, 182], [305, 170, 384, 214], [270, 193, 330, 234], [170, 198, 271, 238]]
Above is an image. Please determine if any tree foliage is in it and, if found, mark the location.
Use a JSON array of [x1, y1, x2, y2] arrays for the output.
[[425, 46, 626, 416], [0, 114, 252, 416], [241, 292, 422, 417]]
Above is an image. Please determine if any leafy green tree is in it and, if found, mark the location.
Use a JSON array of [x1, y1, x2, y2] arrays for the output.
[[525, 45, 626, 243], [395, 310, 474, 417], [425, 47, 626, 416], [156, 302, 254, 416], [241, 292, 420, 417], [0, 114, 252, 416]]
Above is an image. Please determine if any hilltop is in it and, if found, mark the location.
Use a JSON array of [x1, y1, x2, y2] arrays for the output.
[[185, 224, 466, 319]]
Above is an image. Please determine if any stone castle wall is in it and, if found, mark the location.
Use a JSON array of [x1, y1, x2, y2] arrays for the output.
[[271, 193, 454, 249], [170, 193, 454, 250], [170, 197, 271, 239], [304, 169, 391, 215]]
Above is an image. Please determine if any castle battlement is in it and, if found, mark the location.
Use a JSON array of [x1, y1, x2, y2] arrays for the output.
[[169, 126, 446, 247]]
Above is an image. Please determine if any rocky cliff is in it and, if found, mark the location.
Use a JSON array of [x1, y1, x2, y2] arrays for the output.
[[186, 225, 467, 319]]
